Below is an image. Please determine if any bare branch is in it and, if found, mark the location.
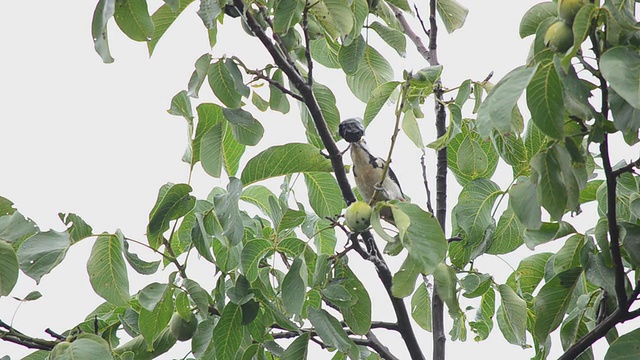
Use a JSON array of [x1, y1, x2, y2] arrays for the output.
[[0, 320, 58, 351]]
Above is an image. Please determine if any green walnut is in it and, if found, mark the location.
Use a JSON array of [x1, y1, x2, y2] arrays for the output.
[[544, 21, 574, 53], [169, 312, 198, 341], [558, 0, 585, 24], [345, 201, 373, 232]]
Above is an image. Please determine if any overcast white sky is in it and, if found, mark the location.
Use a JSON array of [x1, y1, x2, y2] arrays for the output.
[[1, 1, 623, 359]]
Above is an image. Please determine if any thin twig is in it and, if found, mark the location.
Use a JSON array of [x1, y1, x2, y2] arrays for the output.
[[302, 2, 313, 86], [420, 151, 434, 214]]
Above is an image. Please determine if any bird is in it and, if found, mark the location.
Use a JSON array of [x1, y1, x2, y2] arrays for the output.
[[338, 118, 405, 205]]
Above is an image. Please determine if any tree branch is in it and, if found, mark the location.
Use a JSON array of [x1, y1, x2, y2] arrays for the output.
[[235, 0, 356, 205], [0, 320, 58, 351]]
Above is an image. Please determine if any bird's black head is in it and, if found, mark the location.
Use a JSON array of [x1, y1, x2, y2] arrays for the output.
[[338, 118, 365, 143]]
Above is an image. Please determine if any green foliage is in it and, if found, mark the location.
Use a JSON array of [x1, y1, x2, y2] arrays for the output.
[[5, 1, 640, 359]]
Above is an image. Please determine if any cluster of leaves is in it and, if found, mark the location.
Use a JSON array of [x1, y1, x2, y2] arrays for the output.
[[3, 0, 465, 359], [416, 0, 640, 358]]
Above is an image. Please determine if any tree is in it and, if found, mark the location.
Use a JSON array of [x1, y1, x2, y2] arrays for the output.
[[2, 0, 640, 359]]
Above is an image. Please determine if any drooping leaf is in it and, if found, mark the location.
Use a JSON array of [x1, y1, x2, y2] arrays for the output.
[[87, 234, 130, 306], [370, 21, 406, 57], [519, 2, 557, 38], [0, 240, 18, 296], [304, 172, 344, 218], [307, 307, 359, 358], [509, 176, 542, 230], [436, 0, 468, 33], [147, 183, 195, 249], [601, 46, 640, 109], [241, 239, 272, 282], [17, 230, 71, 284], [534, 267, 583, 344], [605, 327, 640, 360], [114, 0, 154, 42], [212, 302, 243, 360], [91, 0, 116, 63], [222, 107, 265, 146], [208, 60, 242, 109], [362, 81, 401, 127], [487, 207, 524, 255], [506, 252, 553, 296], [241, 143, 333, 185], [282, 257, 307, 315], [281, 333, 310, 360], [527, 62, 565, 139], [395, 202, 447, 274], [339, 35, 366, 75], [346, 45, 393, 102], [411, 282, 432, 331], [476, 65, 538, 137], [530, 150, 567, 221], [139, 286, 173, 348], [310, 0, 354, 39], [496, 284, 527, 347], [197, 0, 222, 29], [147, 0, 195, 55]]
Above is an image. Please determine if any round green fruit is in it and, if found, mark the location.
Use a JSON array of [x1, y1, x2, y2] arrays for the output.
[[345, 201, 373, 232], [169, 312, 198, 341], [558, 0, 585, 24], [544, 21, 574, 53]]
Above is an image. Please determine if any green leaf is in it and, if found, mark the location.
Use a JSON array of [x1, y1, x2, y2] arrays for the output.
[[91, 0, 116, 63], [51, 334, 112, 360], [200, 122, 224, 177], [605, 327, 640, 360], [310, 36, 341, 69], [114, 0, 154, 42], [17, 230, 71, 284], [391, 255, 420, 298], [0, 240, 18, 296], [611, 88, 640, 144], [436, 0, 468, 33], [87, 234, 130, 306], [402, 110, 424, 148], [334, 262, 371, 335], [241, 185, 277, 218], [212, 178, 244, 246], [147, 0, 195, 55], [139, 286, 173, 348], [274, 0, 304, 34], [453, 179, 502, 261], [469, 287, 495, 341], [183, 278, 212, 315], [519, 2, 557, 38], [310, 0, 354, 39], [304, 172, 344, 218], [487, 207, 524, 255], [282, 257, 307, 315], [188, 56, 212, 98], [527, 62, 565, 139], [506, 252, 553, 296], [433, 263, 461, 318], [553, 234, 584, 273], [241, 143, 333, 185], [208, 60, 242, 109], [0, 211, 38, 245], [534, 267, 582, 343], [448, 121, 499, 186], [370, 21, 406, 57], [343, 0, 367, 46], [269, 69, 291, 114], [346, 45, 393, 102], [197, 0, 222, 29], [362, 81, 401, 127], [241, 239, 272, 282], [496, 284, 527, 347], [339, 35, 366, 75], [138, 283, 168, 311], [601, 46, 640, 109], [411, 282, 432, 331], [58, 213, 93, 243], [147, 183, 195, 249], [282, 333, 310, 360], [524, 221, 576, 249], [222, 107, 264, 146], [213, 302, 243, 360], [310, 82, 341, 141], [307, 307, 359, 358], [395, 202, 447, 274], [531, 150, 567, 220], [509, 176, 542, 230], [456, 136, 489, 179], [580, 180, 603, 204], [476, 65, 538, 137]]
